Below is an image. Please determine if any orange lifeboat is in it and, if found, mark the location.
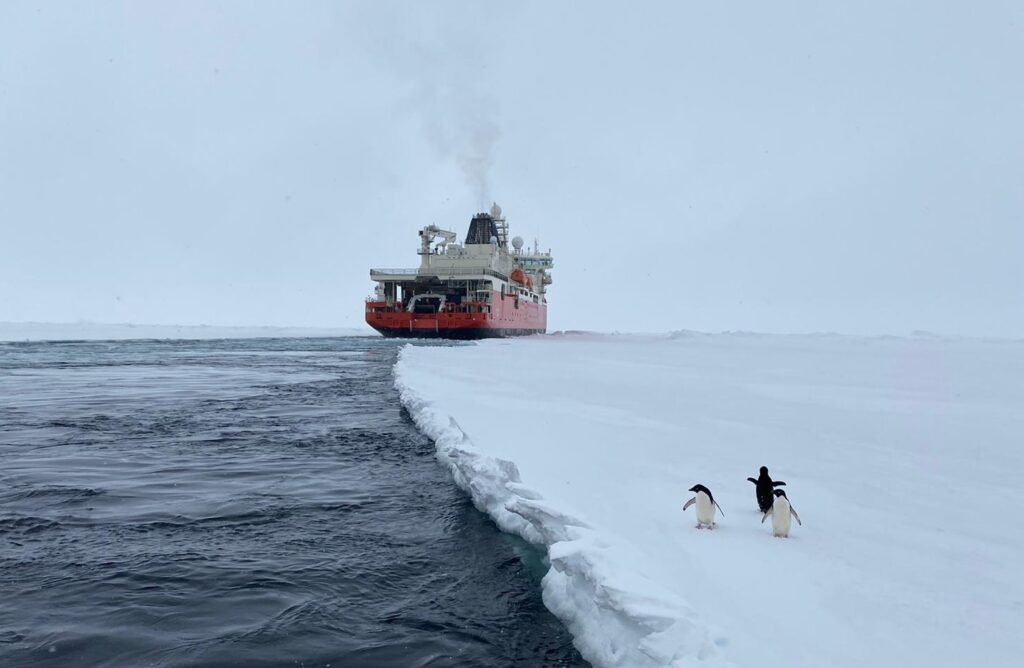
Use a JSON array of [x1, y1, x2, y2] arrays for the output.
[[511, 269, 526, 285]]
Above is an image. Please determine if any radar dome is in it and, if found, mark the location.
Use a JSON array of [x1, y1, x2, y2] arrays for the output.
[[511, 236, 524, 250], [490, 203, 503, 218]]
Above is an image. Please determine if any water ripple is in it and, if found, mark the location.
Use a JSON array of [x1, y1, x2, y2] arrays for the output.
[[0, 337, 585, 667]]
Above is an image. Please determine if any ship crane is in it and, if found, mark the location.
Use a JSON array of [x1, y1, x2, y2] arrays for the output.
[[418, 225, 457, 255]]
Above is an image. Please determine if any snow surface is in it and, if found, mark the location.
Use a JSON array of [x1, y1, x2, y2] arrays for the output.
[[0, 322, 374, 342], [395, 333, 1024, 668]]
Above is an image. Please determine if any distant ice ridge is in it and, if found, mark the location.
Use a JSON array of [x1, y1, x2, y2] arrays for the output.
[[0, 321, 375, 342], [395, 333, 1024, 667]]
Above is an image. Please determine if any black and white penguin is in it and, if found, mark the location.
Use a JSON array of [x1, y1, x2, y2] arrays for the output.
[[683, 484, 724, 529], [747, 466, 786, 513], [761, 489, 802, 537]]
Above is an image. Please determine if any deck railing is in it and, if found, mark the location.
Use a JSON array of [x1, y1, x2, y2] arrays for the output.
[[370, 267, 509, 280]]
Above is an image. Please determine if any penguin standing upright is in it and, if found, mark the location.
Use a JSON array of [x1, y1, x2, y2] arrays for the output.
[[683, 484, 724, 529], [762, 489, 802, 537], [747, 466, 786, 513]]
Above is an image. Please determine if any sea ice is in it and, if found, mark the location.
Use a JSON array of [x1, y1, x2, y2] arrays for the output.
[[395, 332, 1024, 667]]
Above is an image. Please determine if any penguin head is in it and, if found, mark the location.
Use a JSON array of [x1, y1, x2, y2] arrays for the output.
[[689, 484, 711, 496], [773, 489, 788, 499], [760, 466, 769, 475]]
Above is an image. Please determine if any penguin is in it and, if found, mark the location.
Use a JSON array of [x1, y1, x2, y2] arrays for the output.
[[682, 484, 724, 529], [761, 489, 802, 537], [747, 466, 786, 513]]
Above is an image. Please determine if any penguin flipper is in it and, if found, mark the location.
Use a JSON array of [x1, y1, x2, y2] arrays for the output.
[[791, 507, 802, 526], [683, 497, 696, 512], [773, 480, 787, 487], [714, 501, 725, 517], [747, 477, 757, 484], [761, 511, 770, 524]]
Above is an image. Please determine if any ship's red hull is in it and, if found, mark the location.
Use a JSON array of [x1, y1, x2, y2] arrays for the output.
[[366, 290, 546, 339]]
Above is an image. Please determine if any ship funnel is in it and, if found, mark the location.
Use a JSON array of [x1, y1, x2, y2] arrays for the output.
[[466, 212, 501, 245]]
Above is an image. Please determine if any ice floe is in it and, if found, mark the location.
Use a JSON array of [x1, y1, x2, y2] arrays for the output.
[[396, 333, 1024, 667]]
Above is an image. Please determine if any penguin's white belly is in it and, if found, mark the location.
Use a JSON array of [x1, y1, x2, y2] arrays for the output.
[[696, 492, 715, 526], [772, 497, 792, 536]]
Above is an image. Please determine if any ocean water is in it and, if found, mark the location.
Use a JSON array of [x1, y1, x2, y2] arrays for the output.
[[0, 337, 586, 667]]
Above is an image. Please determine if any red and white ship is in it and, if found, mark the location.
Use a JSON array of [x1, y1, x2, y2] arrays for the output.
[[365, 204, 554, 339]]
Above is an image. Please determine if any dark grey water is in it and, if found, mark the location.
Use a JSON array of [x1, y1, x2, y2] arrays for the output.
[[0, 337, 585, 667]]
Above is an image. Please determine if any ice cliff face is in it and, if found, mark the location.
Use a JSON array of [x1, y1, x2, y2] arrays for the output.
[[395, 356, 733, 667]]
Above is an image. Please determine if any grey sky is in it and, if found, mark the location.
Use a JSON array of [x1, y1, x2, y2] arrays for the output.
[[1, 1, 1021, 335]]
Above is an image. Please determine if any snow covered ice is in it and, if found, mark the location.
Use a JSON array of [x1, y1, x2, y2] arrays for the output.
[[396, 333, 1024, 667]]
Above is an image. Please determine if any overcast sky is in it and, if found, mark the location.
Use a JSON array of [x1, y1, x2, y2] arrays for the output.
[[1, 1, 1021, 336]]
